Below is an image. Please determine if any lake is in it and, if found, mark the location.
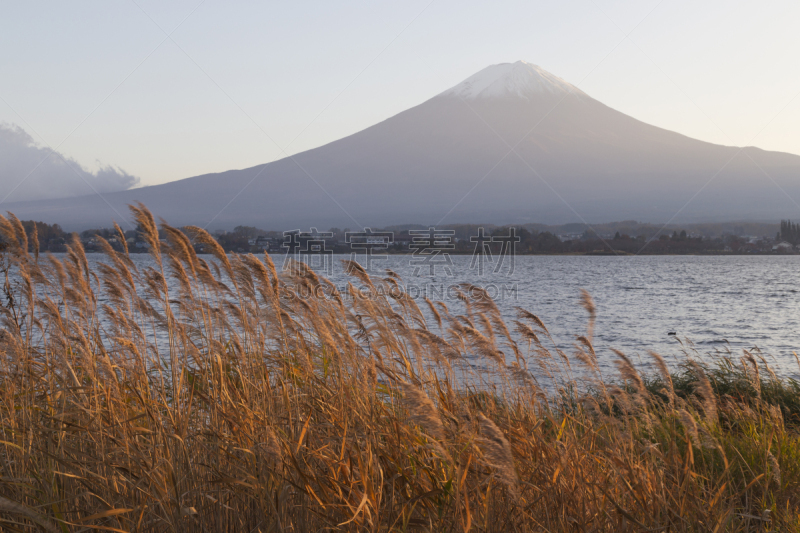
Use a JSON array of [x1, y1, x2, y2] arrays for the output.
[[83, 253, 800, 377]]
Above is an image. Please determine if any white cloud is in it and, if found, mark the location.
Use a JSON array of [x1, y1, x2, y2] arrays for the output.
[[0, 123, 139, 203]]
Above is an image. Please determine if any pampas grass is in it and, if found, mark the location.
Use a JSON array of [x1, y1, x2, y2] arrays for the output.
[[476, 413, 518, 494], [1, 204, 800, 531]]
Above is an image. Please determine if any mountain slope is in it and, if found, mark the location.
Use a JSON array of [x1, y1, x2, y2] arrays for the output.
[[5, 61, 800, 230]]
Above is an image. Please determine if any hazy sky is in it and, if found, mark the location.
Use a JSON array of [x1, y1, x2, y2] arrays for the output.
[[1, 0, 798, 189]]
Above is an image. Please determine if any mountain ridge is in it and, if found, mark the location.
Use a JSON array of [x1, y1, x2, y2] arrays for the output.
[[3, 61, 799, 231]]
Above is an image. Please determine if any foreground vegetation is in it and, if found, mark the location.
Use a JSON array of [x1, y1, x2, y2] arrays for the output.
[[1, 205, 800, 531]]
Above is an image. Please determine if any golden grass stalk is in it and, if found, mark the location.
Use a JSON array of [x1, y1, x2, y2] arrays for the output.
[[398, 381, 446, 443], [476, 413, 518, 494], [0, 204, 797, 532]]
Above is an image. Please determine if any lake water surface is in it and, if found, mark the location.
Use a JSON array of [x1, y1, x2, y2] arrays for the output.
[[85, 253, 800, 377]]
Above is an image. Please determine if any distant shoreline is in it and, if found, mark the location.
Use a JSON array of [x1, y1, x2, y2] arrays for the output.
[[73, 249, 798, 257]]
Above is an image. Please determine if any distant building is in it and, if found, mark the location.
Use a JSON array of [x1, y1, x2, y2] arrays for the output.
[[557, 233, 583, 242], [393, 236, 412, 249], [772, 241, 794, 252], [251, 236, 283, 252]]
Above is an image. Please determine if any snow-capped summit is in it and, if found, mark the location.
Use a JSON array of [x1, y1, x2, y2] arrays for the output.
[[438, 61, 585, 100]]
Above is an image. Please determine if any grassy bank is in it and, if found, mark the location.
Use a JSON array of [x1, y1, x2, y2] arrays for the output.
[[1, 205, 799, 532]]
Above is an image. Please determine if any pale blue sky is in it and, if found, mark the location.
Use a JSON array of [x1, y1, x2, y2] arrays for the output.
[[1, 0, 798, 187]]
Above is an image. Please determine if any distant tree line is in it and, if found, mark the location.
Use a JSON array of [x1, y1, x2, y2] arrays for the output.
[[0, 221, 134, 254], [445, 228, 731, 255], [779, 220, 800, 244], [440, 227, 785, 255], [20, 221, 69, 252], [0, 219, 786, 256]]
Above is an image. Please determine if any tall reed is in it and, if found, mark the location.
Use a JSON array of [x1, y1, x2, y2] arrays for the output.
[[0, 205, 799, 531]]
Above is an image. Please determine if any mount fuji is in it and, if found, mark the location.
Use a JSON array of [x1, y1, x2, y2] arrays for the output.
[[5, 61, 800, 230]]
